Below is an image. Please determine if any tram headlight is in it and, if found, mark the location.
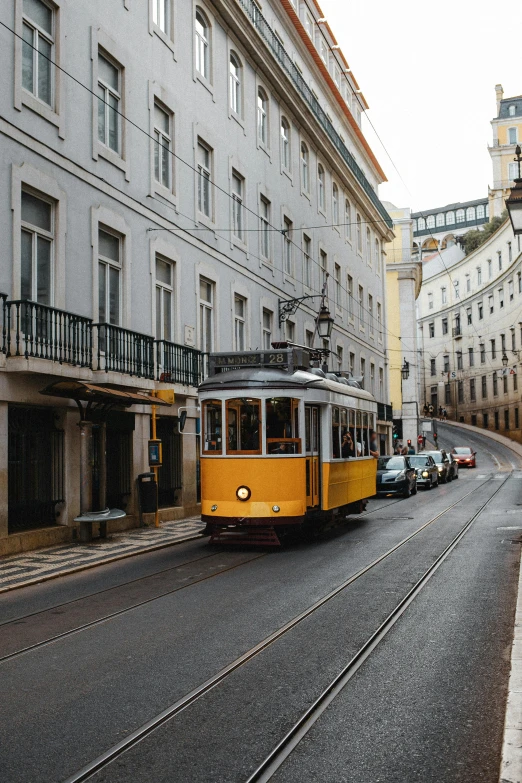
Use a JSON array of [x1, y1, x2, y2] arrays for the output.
[[272, 505, 280, 513], [236, 486, 251, 501]]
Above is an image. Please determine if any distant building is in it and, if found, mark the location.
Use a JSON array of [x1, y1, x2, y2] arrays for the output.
[[411, 198, 489, 259], [489, 84, 522, 219]]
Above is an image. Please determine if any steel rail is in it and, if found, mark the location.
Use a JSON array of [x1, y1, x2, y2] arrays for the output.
[[61, 474, 504, 783], [245, 473, 512, 782]]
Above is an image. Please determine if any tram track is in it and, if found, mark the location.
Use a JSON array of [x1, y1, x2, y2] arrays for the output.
[[60, 471, 511, 783]]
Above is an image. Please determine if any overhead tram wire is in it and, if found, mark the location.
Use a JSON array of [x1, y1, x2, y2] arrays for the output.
[[0, 19, 399, 346]]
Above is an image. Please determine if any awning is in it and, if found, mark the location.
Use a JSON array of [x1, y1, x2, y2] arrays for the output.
[[40, 380, 171, 408]]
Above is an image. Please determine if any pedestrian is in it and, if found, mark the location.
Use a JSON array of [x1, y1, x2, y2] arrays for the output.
[[401, 445, 408, 455], [341, 433, 355, 458], [442, 407, 447, 420], [369, 430, 379, 458], [423, 403, 429, 417], [428, 404, 434, 418], [438, 406, 443, 420], [407, 444, 415, 455]]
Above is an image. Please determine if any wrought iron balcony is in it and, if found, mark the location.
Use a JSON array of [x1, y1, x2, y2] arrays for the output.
[[95, 323, 155, 379], [1, 297, 93, 367], [452, 326, 462, 338], [156, 340, 202, 387]]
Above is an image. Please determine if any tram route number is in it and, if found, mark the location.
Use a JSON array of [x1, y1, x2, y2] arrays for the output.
[[208, 348, 309, 375]]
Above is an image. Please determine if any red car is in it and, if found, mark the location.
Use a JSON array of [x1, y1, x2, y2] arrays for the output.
[[450, 447, 477, 468]]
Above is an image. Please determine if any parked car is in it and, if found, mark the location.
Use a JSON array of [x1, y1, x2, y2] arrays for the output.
[[448, 454, 459, 480], [424, 450, 452, 483], [450, 446, 477, 468], [376, 455, 417, 498], [407, 454, 439, 489]]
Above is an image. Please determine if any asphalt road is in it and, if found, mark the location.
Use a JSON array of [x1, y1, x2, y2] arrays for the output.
[[1, 423, 520, 783]]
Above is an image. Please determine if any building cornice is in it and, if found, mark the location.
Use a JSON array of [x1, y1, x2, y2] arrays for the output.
[[386, 260, 423, 299]]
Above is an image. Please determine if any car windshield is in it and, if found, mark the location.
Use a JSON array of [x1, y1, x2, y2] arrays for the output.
[[378, 456, 405, 470], [453, 447, 472, 454], [409, 456, 431, 467], [426, 452, 444, 464]]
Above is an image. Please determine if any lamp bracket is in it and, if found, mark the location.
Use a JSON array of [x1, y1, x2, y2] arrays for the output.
[[278, 294, 321, 325]]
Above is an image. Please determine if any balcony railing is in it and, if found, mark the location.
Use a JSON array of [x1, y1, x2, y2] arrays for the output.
[[452, 326, 462, 338], [95, 323, 155, 379], [1, 297, 92, 367], [0, 298, 203, 386], [237, 0, 393, 230], [156, 340, 202, 387]]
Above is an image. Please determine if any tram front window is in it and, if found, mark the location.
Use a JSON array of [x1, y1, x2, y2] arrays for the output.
[[226, 398, 261, 454], [203, 399, 222, 453], [266, 397, 301, 455]]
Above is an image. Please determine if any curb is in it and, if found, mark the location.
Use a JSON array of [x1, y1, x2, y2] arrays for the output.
[[0, 531, 205, 595], [499, 557, 522, 782], [439, 419, 522, 461]]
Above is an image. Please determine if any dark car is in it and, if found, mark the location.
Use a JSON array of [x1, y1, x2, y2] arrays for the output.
[[408, 454, 439, 489], [424, 450, 451, 483], [448, 454, 459, 480], [450, 446, 477, 468], [376, 455, 417, 498]]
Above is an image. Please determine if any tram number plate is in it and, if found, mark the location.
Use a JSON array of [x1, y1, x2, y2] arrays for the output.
[[212, 351, 288, 368]]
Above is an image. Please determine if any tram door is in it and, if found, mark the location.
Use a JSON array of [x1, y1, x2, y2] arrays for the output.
[[305, 405, 320, 508]]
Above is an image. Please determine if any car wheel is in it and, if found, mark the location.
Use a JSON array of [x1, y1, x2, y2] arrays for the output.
[[433, 477, 439, 487], [425, 480, 431, 490], [441, 474, 447, 483], [454, 471, 458, 480], [403, 484, 411, 499]]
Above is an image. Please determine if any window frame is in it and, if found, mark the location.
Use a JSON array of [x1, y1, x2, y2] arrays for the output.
[[195, 7, 211, 85], [20, 188, 55, 306], [229, 51, 242, 118]]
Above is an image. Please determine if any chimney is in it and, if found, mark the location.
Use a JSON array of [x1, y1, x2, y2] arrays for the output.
[[495, 84, 504, 116]]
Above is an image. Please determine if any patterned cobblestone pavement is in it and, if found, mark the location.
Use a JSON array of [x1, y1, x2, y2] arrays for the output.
[[0, 517, 205, 592]]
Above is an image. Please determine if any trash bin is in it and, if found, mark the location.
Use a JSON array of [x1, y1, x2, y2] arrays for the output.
[[137, 472, 158, 515]]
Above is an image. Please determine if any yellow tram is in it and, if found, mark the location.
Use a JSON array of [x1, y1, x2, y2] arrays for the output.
[[199, 347, 378, 545]]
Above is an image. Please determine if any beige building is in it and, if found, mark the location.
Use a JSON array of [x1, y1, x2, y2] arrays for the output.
[[489, 85, 522, 218]]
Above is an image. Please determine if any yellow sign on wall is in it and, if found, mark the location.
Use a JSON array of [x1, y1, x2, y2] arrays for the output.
[[156, 389, 175, 404]]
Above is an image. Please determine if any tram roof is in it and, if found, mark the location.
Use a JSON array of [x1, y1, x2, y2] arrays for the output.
[[199, 367, 376, 401]]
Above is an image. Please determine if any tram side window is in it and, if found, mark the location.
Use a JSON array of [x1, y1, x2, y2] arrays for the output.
[[226, 398, 261, 453], [332, 407, 340, 458], [266, 397, 301, 454], [203, 400, 222, 453], [362, 412, 369, 456], [340, 408, 355, 458]]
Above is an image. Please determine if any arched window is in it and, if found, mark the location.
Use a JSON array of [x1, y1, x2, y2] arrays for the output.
[[476, 204, 485, 219], [317, 164, 325, 211], [436, 213, 445, 227], [332, 183, 339, 225], [466, 207, 475, 221], [356, 213, 362, 252], [280, 117, 290, 169], [456, 209, 465, 223], [417, 217, 426, 230], [257, 88, 268, 145], [229, 53, 241, 115], [445, 211, 455, 225], [345, 199, 351, 240], [426, 215, 435, 229], [375, 238, 379, 268], [300, 142, 309, 191], [366, 227, 371, 262], [195, 10, 210, 80]]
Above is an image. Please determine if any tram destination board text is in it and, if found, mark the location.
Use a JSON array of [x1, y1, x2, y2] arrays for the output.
[[208, 349, 309, 375]]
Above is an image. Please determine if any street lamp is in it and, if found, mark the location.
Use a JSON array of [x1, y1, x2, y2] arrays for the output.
[[502, 353, 509, 367], [506, 145, 522, 235], [316, 304, 334, 339], [401, 359, 410, 380]]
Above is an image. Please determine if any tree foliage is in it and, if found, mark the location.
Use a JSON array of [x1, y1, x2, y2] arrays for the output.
[[462, 211, 507, 255]]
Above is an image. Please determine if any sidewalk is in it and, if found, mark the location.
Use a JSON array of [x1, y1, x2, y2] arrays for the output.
[[0, 516, 206, 593]]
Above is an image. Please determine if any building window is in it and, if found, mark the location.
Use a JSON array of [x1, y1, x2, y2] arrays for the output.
[[231, 170, 244, 241], [470, 378, 476, 402], [98, 228, 121, 325], [260, 196, 270, 261], [493, 372, 498, 396], [456, 351, 463, 370], [21, 190, 53, 305], [345, 200, 352, 241], [199, 277, 214, 353], [456, 209, 465, 223], [443, 354, 449, 373], [436, 213, 445, 227], [153, 0, 169, 34], [429, 322, 435, 338], [370, 362, 375, 394], [334, 263, 341, 310], [501, 333, 506, 352], [491, 338, 496, 359], [499, 287, 504, 308], [430, 358, 436, 376], [482, 375, 487, 398], [153, 102, 172, 189], [262, 309, 272, 350], [319, 249, 327, 281], [332, 183, 339, 226], [98, 53, 121, 153], [356, 214, 362, 252], [477, 267, 482, 285], [446, 211, 455, 225], [229, 53, 241, 115], [466, 307, 472, 325], [509, 105, 516, 117], [444, 383, 450, 404], [454, 280, 459, 299], [360, 358, 365, 389], [377, 302, 382, 339], [480, 343, 485, 363], [195, 10, 210, 80], [488, 259, 492, 279], [516, 408, 520, 429], [300, 142, 309, 192], [305, 329, 314, 349], [285, 319, 295, 342], [197, 139, 212, 218], [418, 217, 426, 230], [303, 234, 312, 288], [280, 117, 290, 170], [426, 215, 435, 229], [257, 88, 268, 145], [519, 272, 522, 294], [442, 317, 448, 335], [318, 164, 325, 211], [503, 373, 508, 394], [457, 380, 464, 404], [347, 275, 353, 318], [366, 228, 371, 264], [155, 255, 174, 342], [337, 344, 343, 371], [466, 207, 475, 221], [478, 302, 483, 320], [477, 204, 485, 219], [22, 0, 54, 107], [468, 347, 474, 367], [379, 367, 384, 399], [488, 295, 493, 314], [512, 330, 517, 352], [427, 292, 433, 310], [368, 294, 374, 334], [234, 295, 246, 350], [498, 251, 502, 271], [509, 243, 513, 264], [283, 216, 292, 275], [466, 276, 471, 293], [441, 287, 447, 304], [359, 285, 364, 325], [509, 127, 518, 144], [514, 372, 518, 393]]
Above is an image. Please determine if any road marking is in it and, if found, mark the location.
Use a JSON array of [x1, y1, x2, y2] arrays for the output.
[[497, 527, 522, 530]]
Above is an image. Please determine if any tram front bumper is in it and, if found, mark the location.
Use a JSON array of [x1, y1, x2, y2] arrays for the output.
[[202, 499, 306, 520]]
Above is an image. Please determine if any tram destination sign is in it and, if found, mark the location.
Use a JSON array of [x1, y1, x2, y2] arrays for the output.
[[208, 348, 309, 375]]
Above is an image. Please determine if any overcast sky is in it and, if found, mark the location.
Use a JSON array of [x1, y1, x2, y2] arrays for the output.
[[319, 0, 521, 213]]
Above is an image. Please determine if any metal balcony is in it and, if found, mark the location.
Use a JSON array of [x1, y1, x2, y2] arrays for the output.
[[452, 326, 462, 338], [1, 297, 93, 367], [95, 323, 155, 379], [156, 340, 202, 387]]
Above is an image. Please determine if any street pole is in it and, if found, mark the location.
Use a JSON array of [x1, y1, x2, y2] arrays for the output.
[[79, 420, 93, 542], [151, 392, 159, 528]]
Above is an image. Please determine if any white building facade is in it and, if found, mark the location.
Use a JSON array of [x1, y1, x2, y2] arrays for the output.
[[0, 0, 393, 553]]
